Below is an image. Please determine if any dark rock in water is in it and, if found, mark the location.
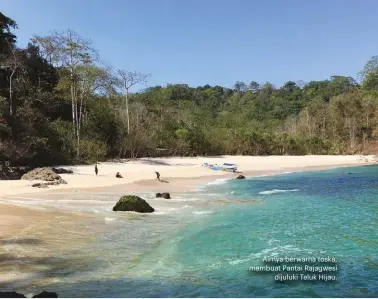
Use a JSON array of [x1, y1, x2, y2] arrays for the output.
[[0, 291, 26, 298], [236, 175, 245, 179], [52, 167, 73, 174], [113, 195, 154, 213], [156, 192, 170, 199], [32, 291, 58, 298], [161, 192, 171, 199]]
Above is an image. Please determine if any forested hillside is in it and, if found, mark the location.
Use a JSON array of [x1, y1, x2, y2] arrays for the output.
[[1, 12, 378, 167]]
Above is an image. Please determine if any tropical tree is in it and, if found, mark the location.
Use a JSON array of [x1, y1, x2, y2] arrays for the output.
[[113, 70, 150, 134]]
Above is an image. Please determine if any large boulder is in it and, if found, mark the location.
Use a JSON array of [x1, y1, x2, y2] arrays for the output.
[[22, 168, 67, 188], [236, 175, 245, 179], [22, 168, 60, 181], [113, 195, 154, 213]]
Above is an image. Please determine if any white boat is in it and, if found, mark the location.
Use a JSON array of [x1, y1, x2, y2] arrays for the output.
[[203, 162, 237, 172], [221, 163, 237, 172]]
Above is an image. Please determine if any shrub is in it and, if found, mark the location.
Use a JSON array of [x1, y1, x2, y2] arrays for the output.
[[77, 138, 107, 163]]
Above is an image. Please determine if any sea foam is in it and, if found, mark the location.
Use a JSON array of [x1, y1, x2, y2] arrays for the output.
[[258, 189, 299, 195], [206, 178, 231, 186], [105, 217, 116, 222], [192, 210, 213, 215]]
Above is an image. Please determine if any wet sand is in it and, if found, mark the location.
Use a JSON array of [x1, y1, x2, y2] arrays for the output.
[[0, 203, 107, 291]]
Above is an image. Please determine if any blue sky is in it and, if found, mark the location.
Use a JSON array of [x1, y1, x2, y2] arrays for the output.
[[2, 0, 378, 89]]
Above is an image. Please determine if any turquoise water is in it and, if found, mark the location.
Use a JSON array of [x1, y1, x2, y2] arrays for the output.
[[6, 166, 378, 297], [119, 166, 378, 298]]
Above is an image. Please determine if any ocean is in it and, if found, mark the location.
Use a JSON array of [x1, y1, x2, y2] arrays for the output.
[[2, 165, 378, 297]]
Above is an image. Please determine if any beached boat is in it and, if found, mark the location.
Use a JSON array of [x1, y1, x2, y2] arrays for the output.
[[222, 163, 238, 172], [202, 162, 237, 172]]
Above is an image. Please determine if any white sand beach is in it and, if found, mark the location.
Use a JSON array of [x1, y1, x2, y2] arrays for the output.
[[0, 155, 377, 292], [0, 155, 376, 197], [0, 154, 376, 239]]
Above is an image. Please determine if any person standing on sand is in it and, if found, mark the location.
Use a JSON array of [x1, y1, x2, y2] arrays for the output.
[[95, 165, 98, 176], [155, 171, 160, 181]]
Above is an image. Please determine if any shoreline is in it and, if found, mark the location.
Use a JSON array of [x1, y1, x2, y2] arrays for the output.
[[0, 156, 376, 238], [1, 156, 376, 198], [27, 161, 378, 195], [0, 161, 374, 222], [1, 159, 376, 292]]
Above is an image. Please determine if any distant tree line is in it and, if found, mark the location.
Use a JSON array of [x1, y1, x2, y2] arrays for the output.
[[1, 12, 378, 167]]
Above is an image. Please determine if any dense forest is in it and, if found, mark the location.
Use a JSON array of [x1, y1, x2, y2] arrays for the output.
[[1, 12, 378, 167]]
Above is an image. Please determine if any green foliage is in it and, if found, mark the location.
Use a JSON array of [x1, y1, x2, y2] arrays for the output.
[[77, 138, 107, 163], [175, 128, 188, 139], [2, 11, 378, 167], [0, 12, 17, 53], [50, 119, 75, 157], [362, 71, 378, 91]]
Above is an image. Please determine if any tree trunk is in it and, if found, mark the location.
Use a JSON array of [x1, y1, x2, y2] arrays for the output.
[[332, 121, 337, 148], [77, 94, 85, 159], [160, 107, 163, 145], [71, 85, 75, 125], [70, 64, 75, 126], [69, 51, 78, 157], [75, 100, 80, 158], [9, 68, 16, 115], [125, 89, 130, 135]]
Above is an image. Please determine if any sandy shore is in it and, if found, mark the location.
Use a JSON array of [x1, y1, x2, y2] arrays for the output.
[[0, 204, 92, 239], [0, 203, 105, 290], [0, 155, 376, 291], [0, 155, 376, 197], [0, 155, 376, 240]]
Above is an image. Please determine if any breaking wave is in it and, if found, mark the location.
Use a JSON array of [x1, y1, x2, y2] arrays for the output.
[[258, 189, 299, 195]]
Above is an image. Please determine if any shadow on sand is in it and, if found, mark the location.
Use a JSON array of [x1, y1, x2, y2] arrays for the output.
[[0, 237, 108, 295], [138, 158, 196, 167], [0, 238, 45, 246]]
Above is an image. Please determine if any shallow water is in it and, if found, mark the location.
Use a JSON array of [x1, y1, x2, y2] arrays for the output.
[[2, 166, 378, 297]]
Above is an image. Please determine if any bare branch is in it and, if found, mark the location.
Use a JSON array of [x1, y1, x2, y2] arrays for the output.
[[32, 29, 99, 69], [112, 69, 151, 135], [114, 70, 151, 92]]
